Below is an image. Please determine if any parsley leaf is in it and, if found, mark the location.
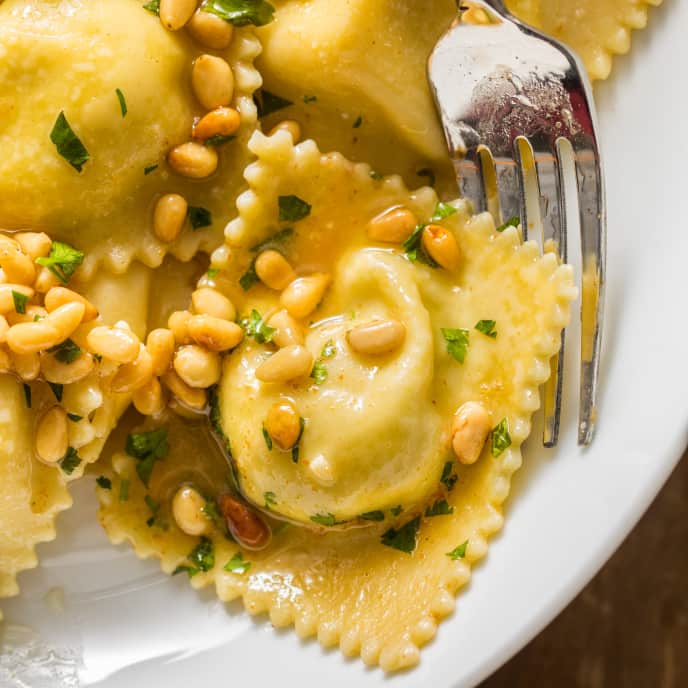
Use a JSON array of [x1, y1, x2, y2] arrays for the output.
[[321, 340, 336, 358], [369, 170, 383, 181], [115, 89, 127, 117], [475, 319, 497, 338], [303, 94, 317, 104], [11, 290, 27, 314], [262, 424, 273, 450], [203, 0, 275, 27], [67, 413, 82, 422], [352, 115, 363, 128], [172, 565, 199, 578], [381, 516, 420, 554], [491, 418, 512, 457], [144, 164, 158, 175], [431, 202, 457, 222], [416, 168, 436, 187], [188, 536, 215, 572], [36, 241, 85, 284], [446, 540, 468, 560], [48, 382, 63, 402], [310, 513, 337, 527], [239, 264, 259, 291], [143, 0, 160, 14], [207, 268, 220, 279], [125, 428, 169, 486], [145, 494, 160, 514], [224, 551, 251, 574], [205, 134, 235, 147], [440, 460, 458, 491], [424, 499, 454, 517], [119, 478, 130, 502], [402, 224, 438, 267], [360, 510, 385, 522], [310, 360, 328, 385], [22, 383, 31, 408], [208, 386, 231, 455], [264, 491, 277, 509], [496, 216, 520, 232], [254, 90, 293, 118], [50, 112, 90, 172], [48, 338, 82, 364], [96, 476, 112, 490], [291, 416, 305, 463], [390, 505, 403, 517], [278, 195, 311, 222], [441, 328, 469, 364], [187, 206, 212, 230], [59, 447, 81, 475], [241, 309, 276, 344]]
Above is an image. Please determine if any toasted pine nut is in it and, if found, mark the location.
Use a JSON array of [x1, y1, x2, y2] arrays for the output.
[[187, 315, 243, 352], [168, 310, 193, 345], [132, 377, 165, 416], [461, 5, 491, 24], [146, 328, 176, 375], [347, 319, 406, 355], [15, 232, 51, 260], [264, 400, 301, 450], [172, 485, 211, 536], [0, 346, 11, 373], [255, 250, 296, 291], [0, 236, 35, 285], [255, 344, 312, 383], [44, 301, 85, 342], [161, 369, 207, 410], [173, 345, 221, 388], [111, 347, 154, 393], [187, 8, 234, 48], [266, 309, 303, 348], [45, 287, 98, 321], [6, 305, 47, 326], [217, 493, 270, 548], [35, 406, 69, 464], [40, 350, 94, 384], [268, 120, 301, 143], [451, 401, 491, 465], [367, 207, 418, 243], [280, 273, 330, 319], [168, 142, 218, 179], [34, 266, 61, 293], [421, 224, 461, 270], [191, 54, 234, 110], [0, 314, 8, 343], [191, 287, 235, 321], [159, 0, 197, 30], [0, 284, 34, 315], [153, 194, 188, 243], [193, 107, 241, 141], [6, 320, 60, 354], [87, 325, 140, 364], [12, 352, 40, 381]]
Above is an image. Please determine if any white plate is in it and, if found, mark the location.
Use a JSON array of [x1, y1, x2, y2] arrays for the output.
[[2, 5, 687, 687]]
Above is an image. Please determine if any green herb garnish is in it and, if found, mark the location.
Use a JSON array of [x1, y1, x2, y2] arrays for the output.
[[264, 491, 277, 509], [205, 134, 235, 147], [352, 115, 363, 128], [187, 206, 212, 230], [22, 383, 31, 408], [255, 90, 293, 118], [291, 416, 305, 463], [202, 499, 220, 523], [425, 499, 454, 517], [119, 478, 130, 501], [203, 0, 275, 26], [242, 309, 276, 344], [475, 319, 497, 338], [115, 89, 127, 117], [303, 94, 317, 104], [446, 540, 468, 560], [96, 476, 112, 490], [125, 428, 169, 486], [50, 112, 90, 172], [224, 551, 251, 574], [369, 170, 383, 181], [390, 505, 403, 517], [59, 447, 81, 475], [310, 513, 337, 527], [145, 495, 160, 514], [12, 291, 27, 315], [278, 195, 311, 222], [143, 0, 160, 14], [238, 264, 259, 291], [67, 413, 83, 422], [440, 460, 458, 491], [262, 424, 273, 451], [321, 340, 336, 358], [431, 202, 457, 222], [207, 268, 220, 279], [441, 328, 470, 364], [360, 510, 385, 522], [188, 536, 215, 572], [491, 418, 511, 457], [48, 382, 63, 402], [310, 360, 327, 385], [48, 338, 82, 364], [496, 216, 520, 232], [402, 224, 438, 267], [416, 168, 436, 187], [144, 164, 158, 175], [381, 516, 420, 554], [36, 241, 85, 284]]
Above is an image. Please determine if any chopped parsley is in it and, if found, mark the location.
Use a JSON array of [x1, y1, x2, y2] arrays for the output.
[[352, 115, 363, 128], [144, 164, 158, 175], [310, 513, 337, 527], [360, 510, 385, 522], [119, 478, 130, 502], [440, 460, 458, 491], [424, 499, 454, 517], [142, 0, 160, 14], [475, 319, 497, 338], [369, 170, 383, 181], [264, 491, 277, 509], [96, 476, 112, 490], [59, 447, 81, 475], [50, 112, 90, 172], [431, 202, 458, 222], [48, 338, 82, 364], [310, 360, 328, 385], [188, 536, 215, 572], [402, 224, 438, 267], [205, 134, 235, 147], [22, 383, 31, 408], [446, 540, 468, 560], [209, 386, 231, 455], [203, 0, 275, 27], [278, 195, 311, 222], [12, 290, 27, 315], [145, 494, 160, 515], [241, 309, 276, 344], [496, 216, 520, 232], [36, 241, 85, 284], [441, 328, 470, 364], [262, 424, 273, 451], [491, 418, 512, 457], [303, 94, 318, 104], [416, 168, 436, 187], [390, 505, 403, 517], [125, 428, 169, 486], [291, 416, 305, 463], [239, 264, 259, 291], [202, 499, 220, 523], [187, 206, 212, 230], [67, 413, 83, 422], [48, 382, 63, 402], [381, 516, 420, 554], [207, 268, 220, 279], [224, 551, 251, 574], [254, 90, 293, 118], [115, 88, 127, 118], [321, 339, 336, 358]]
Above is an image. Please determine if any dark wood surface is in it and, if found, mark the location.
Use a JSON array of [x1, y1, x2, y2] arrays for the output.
[[482, 448, 687, 688]]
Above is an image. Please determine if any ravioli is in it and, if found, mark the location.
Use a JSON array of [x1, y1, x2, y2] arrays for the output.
[[0, 0, 261, 278]]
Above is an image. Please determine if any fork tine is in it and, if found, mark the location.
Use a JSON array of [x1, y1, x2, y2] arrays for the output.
[[454, 149, 487, 214], [572, 139, 606, 446], [491, 152, 524, 227]]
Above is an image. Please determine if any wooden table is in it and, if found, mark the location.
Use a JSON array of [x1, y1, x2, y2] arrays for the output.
[[482, 448, 687, 687]]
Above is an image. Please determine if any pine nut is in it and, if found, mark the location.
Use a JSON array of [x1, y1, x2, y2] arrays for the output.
[[111, 346, 154, 393], [0, 314, 8, 343], [40, 350, 94, 384], [193, 107, 241, 141], [15, 232, 51, 260], [266, 309, 303, 347], [168, 310, 193, 345], [45, 287, 98, 321], [132, 377, 165, 416], [367, 207, 418, 243], [146, 328, 176, 376], [280, 273, 330, 319], [0, 284, 34, 314], [168, 142, 218, 179], [255, 250, 296, 291], [159, 0, 197, 30], [255, 344, 312, 383], [421, 224, 461, 270], [191, 54, 234, 110], [268, 120, 301, 143], [35, 406, 69, 464], [451, 401, 491, 465], [187, 314, 243, 352], [172, 485, 211, 536], [6, 320, 60, 354], [162, 369, 207, 410], [153, 194, 188, 243], [87, 325, 140, 364], [187, 8, 234, 49], [6, 306, 47, 326], [45, 301, 85, 342], [0, 236, 35, 285], [347, 319, 406, 355], [12, 352, 40, 381], [264, 400, 301, 450], [191, 287, 235, 321], [217, 493, 270, 548], [173, 344, 221, 388], [34, 266, 61, 293]]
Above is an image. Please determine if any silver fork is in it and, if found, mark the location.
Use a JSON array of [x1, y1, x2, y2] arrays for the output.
[[428, 0, 606, 447]]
